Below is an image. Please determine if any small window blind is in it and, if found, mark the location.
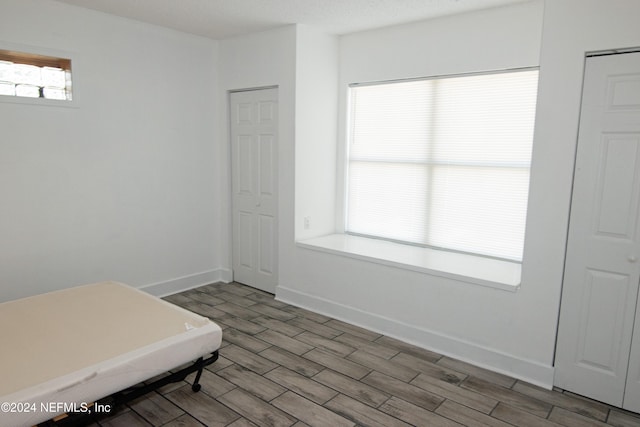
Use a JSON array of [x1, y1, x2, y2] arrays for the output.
[[346, 69, 539, 261]]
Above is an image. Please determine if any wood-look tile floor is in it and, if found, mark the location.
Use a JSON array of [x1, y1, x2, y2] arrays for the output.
[[92, 282, 640, 427]]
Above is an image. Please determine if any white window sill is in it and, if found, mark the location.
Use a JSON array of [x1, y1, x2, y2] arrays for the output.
[[296, 234, 521, 292], [0, 94, 78, 108]]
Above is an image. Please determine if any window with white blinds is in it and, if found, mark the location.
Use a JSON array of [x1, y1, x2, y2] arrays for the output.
[[346, 69, 538, 262]]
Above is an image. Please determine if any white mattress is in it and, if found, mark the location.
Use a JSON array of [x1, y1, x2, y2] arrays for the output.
[[0, 281, 222, 427]]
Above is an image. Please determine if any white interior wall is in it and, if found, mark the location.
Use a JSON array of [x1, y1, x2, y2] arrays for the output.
[[278, 1, 556, 387], [217, 25, 297, 286], [0, 0, 220, 301], [528, 0, 640, 295], [530, 0, 640, 387], [294, 26, 339, 241]]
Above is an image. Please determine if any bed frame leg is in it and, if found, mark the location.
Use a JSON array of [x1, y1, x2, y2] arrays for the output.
[[191, 357, 204, 392]]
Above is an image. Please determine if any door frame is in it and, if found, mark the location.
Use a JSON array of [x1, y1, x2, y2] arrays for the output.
[[554, 50, 640, 408], [227, 86, 279, 292]]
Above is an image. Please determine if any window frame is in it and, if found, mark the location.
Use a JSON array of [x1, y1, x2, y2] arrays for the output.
[[341, 67, 539, 263], [0, 43, 78, 108]]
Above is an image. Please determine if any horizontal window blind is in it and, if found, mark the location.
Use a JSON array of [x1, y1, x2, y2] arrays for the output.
[[346, 69, 538, 261]]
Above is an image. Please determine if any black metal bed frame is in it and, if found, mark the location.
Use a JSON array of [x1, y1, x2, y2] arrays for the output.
[[39, 350, 219, 426]]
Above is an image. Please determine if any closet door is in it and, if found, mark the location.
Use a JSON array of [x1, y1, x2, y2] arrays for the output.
[[230, 88, 279, 294], [555, 51, 640, 407], [618, 53, 640, 413]]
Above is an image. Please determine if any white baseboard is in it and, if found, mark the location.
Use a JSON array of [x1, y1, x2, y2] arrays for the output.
[[218, 268, 234, 283], [141, 268, 233, 297], [275, 285, 554, 389]]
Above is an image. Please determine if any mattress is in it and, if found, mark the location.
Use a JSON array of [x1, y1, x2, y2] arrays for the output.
[[0, 281, 222, 427]]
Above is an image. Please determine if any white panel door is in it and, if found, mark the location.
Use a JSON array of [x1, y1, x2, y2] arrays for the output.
[[555, 52, 640, 408], [230, 88, 278, 293], [619, 55, 640, 413]]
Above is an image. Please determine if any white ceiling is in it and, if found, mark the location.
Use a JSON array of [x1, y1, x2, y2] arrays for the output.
[[53, 0, 530, 40]]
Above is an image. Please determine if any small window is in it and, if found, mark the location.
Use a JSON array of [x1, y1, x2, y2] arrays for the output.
[[0, 50, 72, 101]]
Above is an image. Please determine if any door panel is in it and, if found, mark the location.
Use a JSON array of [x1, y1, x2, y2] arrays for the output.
[[237, 135, 254, 196], [595, 136, 640, 238], [607, 73, 640, 110], [575, 269, 631, 375], [555, 52, 640, 409], [259, 214, 275, 275], [237, 211, 254, 269], [260, 135, 275, 197], [230, 88, 278, 293]]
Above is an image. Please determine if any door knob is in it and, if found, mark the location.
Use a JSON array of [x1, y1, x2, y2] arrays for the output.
[[629, 255, 638, 263]]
